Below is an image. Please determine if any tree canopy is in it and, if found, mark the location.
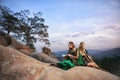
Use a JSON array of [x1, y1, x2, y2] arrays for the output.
[[0, 5, 19, 34], [0, 5, 50, 50]]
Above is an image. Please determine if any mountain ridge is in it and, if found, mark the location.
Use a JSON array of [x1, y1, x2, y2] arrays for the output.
[[55, 47, 120, 60]]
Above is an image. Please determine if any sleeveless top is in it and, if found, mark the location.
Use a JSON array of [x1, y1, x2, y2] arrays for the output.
[[76, 49, 89, 66], [66, 48, 77, 63]]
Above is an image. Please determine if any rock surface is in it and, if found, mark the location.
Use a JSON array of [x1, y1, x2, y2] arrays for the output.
[[0, 45, 119, 80], [31, 53, 59, 63]]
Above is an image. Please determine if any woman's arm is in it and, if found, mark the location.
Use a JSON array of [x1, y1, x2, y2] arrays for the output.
[[64, 50, 70, 58], [87, 55, 94, 62], [84, 50, 94, 62], [69, 48, 79, 59]]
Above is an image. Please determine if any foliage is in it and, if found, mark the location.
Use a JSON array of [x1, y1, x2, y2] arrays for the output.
[[14, 10, 50, 49], [0, 5, 19, 34], [93, 56, 120, 76], [0, 5, 50, 50]]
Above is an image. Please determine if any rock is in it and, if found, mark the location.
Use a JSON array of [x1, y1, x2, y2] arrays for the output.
[[0, 45, 47, 80], [42, 47, 51, 55], [0, 31, 34, 55], [32, 46, 59, 63], [42, 46, 58, 59], [0, 36, 8, 46], [0, 31, 11, 46], [31, 53, 59, 63], [0, 45, 119, 80]]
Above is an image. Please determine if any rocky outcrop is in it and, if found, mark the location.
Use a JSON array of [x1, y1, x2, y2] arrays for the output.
[[31, 53, 59, 63], [0, 31, 58, 62], [31, 46, 59, 63], [0, 45, 119, 80], [0, 31, 11, 46], [42, 46, 58, 59], [0, 31, 34, 55]]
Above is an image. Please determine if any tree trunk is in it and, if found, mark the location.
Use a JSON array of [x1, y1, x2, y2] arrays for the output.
[[7, 27, 10, 34], [26, 34, 30, 47]]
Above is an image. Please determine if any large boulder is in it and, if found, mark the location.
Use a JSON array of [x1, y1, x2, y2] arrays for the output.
[[31, 53, 59, 63], [0, 31, 11, 46], [42, 46, 58, 59], [0, 45, 119, 80], [32, 46, 59, 63]]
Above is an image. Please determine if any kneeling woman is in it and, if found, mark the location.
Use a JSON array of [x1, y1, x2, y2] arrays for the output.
[[76, 42, 99, 69], [51, 41, 77, 70]]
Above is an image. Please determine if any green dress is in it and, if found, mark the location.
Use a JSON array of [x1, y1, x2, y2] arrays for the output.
[[76, 49, 89, 66], [57, 49, 76, 70]]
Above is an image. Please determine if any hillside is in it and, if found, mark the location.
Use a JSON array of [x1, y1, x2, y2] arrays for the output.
[[0, 45, 119, 80], [93, 48, 120, 59]]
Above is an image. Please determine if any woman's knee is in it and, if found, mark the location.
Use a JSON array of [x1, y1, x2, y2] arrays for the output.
[[87, 62, 94, 67]]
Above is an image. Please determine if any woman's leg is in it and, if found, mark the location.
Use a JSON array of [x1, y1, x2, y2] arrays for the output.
[[87, 62, 94, 67], [87, 62, 99, 68], [57, 60, 75, 70]]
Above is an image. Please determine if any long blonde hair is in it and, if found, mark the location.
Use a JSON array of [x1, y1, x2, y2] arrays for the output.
[[79, 42, 86, 54], [79, 42, 93, 62]]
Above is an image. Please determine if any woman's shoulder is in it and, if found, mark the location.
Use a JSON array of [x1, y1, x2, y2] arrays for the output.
[[73, 48, 78, 51]]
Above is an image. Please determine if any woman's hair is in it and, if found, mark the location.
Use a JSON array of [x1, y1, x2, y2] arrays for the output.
[[79, 42, 85, 53], [69, 41, 75, 48]]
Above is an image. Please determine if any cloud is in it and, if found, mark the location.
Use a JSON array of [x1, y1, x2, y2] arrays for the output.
[[103, 26, 120, 31], [48, 25, 120, 52], [71, 33, 81, 38], [38, 12, 120, 52], [64, 32, 81, 38], [35, 0, 120, 51]]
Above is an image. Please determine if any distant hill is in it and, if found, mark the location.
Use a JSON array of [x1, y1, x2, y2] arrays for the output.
[[92, 48, 120, 59], [55, 49, 102, 55], [54, 50, 68, 61], [55, 50, 68, 56], [55, 48, 120, 60], [55, 49, 102, 61]]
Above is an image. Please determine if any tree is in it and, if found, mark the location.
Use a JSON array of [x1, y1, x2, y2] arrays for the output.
[[14, 10, 50, 49], [0, 5, 19, 34], [93, 56, 120, 76]]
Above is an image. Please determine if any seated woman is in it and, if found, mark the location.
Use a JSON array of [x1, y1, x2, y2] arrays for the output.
[[51, 41, 78, 70], [76, 42, 100, 69]]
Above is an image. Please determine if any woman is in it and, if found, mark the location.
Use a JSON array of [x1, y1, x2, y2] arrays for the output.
[[51, 41, 77, 70], [76, 42, 99, 69]]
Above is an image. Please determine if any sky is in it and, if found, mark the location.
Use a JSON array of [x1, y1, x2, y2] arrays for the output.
[[1, 0, 120, 52]]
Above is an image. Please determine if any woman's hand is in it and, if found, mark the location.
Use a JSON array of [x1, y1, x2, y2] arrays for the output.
[[65, 54, 75, 59], [66, 54, 70, 57], [64, 54, 69, 58], [68, 54, 73, 58]]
